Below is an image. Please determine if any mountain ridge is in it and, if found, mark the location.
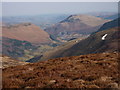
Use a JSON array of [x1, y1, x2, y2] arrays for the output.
[[45, 14, 109, 41]]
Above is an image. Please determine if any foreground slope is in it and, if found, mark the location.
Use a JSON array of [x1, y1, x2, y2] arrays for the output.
[[3, 53, 119, 88], [1, 55, 28, 69]]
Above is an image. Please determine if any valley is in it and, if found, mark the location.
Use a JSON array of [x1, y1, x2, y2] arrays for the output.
[[1, 5, 119, 89], [27, 17, 119, 62]]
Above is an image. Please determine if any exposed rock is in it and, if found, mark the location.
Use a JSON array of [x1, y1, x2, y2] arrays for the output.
[[49, 80, 57, 84]]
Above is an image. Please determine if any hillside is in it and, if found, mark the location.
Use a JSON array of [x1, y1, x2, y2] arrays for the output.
[[64, 27, 119, 55], [45, 14, 109, 40], [1, 55, 28, 69], [98, 17, 120, 32], [2, 23, 52, 45], [2, 37, 38, 61], [1, 23, 61, 61], [27, 37, 87, 62], [3, 52, 119, 88], [32, 27, 119, 62], [33, 18, 119, 61]]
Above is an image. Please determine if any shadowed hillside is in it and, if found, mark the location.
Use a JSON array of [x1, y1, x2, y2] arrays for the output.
[[32, 18, 119, 62], [27, 38, 87, 62], [98, 17, 120, 32], [2, 37, 37, 61]]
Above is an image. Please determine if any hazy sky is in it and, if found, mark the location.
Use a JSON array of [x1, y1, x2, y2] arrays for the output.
[[2, 2, 118, 16]]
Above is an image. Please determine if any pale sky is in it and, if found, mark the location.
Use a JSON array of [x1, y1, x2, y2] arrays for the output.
[[2, 2, 118, 16], [1, 0, 120, 2]]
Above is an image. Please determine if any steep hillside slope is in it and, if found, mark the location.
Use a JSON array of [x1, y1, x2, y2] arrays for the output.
[[36, 18, 119, 61], [3, 53, 119, 88], [35, 27, 119, 61], [2, 23, 52, 45], [2, 37, 37, 61], [45, 15, 109, 39], [64, 27, 119, 55], [27, 38, 87, 62]]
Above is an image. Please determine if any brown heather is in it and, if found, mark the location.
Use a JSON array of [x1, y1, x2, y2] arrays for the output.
[[2, 52, 119, 88]]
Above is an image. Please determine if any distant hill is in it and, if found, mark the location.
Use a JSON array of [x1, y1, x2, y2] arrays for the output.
[[3, 52, 119, 88], [32, 18, 119, 62], [2, 23, 52, 45], [103, 14, 119, 20], [2, 14, 68, 29], [87, 12, 118, 20], [45, 14, 109, 40]]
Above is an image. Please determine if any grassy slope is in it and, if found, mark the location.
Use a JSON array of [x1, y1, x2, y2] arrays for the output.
[[32, 38, 86, 62], [38, 27, 119, 62]]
